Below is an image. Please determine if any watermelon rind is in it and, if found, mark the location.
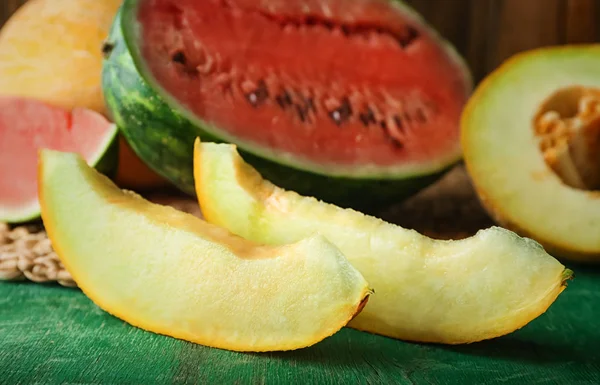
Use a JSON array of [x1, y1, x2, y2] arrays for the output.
[[103, 2, 472, 210], [0, 123, 119, 224]]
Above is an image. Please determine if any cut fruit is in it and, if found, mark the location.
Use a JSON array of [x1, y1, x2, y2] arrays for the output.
[[0, 0, 121, 114], [0, 0, 166, 190], [193, 138, 572, 344], [461, 45, 600, 262], [38, 149, 371, 352], [0, 96, 118, 223], [103, 0, 472, 209]]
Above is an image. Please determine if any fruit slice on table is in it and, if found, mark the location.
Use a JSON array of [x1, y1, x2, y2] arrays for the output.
[[103, 0, 472, 209], [193, 138, 573, 345], [0, 97, 118, 224], [38, 149, 371, 352], [461, 46, 600, 262], [0, 0, 165, 191]]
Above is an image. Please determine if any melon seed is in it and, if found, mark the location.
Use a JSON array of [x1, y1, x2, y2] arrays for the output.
[[534, 86, 600, 190], [328, 97, 353, 126], [243, 80, 269, 107], [276, 90, 294, 109], [359, 107, 377, 126], [101, 41, 115, 59]]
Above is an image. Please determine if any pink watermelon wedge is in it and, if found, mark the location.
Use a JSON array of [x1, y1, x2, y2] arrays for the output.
[[0, 96, 118, 223]]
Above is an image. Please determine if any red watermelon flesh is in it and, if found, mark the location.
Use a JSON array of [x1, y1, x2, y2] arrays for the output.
[[0, 97, 118, 223], [133, 0, 471, 175]]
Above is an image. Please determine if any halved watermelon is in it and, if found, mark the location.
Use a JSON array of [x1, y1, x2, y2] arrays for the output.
[[0, 96, 118, 223], [103, 0, 473, 211]]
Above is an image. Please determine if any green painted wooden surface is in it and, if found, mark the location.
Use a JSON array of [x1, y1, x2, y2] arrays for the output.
[[1, 265, 600, 385]]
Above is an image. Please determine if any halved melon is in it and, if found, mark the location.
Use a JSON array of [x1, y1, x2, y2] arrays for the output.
[[102, 0, 472, 210], [38, 149, 371, 352], [0, 97, 118, 223], [193, 138, 572, 344], [461, 46, 600, 262]]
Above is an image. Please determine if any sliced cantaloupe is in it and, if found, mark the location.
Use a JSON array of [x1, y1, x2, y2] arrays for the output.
[[193, 138, 572, 345], [38, 149, 371, 352]]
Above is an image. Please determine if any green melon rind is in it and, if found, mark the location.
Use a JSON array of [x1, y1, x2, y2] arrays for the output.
[[102, 12, 216, 196], [104, 2, 470, 209], [0, 123, 119, 224]]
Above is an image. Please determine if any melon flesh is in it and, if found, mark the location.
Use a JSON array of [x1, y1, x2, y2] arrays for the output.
[[461, 46, 600, 261], [38, 149, 370, 352], [193, 138, 572, 344], [124, 0, 471, 178], [0, 97, 118, 223]]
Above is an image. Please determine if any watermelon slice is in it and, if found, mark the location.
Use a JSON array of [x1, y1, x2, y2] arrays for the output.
[[0, 97, 118, 223]]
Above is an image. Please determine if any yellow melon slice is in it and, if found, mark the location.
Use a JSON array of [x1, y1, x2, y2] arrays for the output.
[[193, 138, 573, 345], [0, 0, 165, 189], [38, 149, 371, 352]]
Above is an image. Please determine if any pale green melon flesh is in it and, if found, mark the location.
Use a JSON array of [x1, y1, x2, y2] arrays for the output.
[[462, 46, 600, 260], [39, 149, 370, 352], [194, 140, 571, 344]]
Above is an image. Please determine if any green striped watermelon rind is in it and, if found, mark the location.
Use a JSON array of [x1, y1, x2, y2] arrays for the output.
[[103, 2, 471, 210], [1, 124, 119, 224]]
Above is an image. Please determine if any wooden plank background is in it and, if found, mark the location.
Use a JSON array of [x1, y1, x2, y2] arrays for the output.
[[0, 0, 599, 82]]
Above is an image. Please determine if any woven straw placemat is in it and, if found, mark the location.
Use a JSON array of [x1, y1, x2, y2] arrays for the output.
[[0, 165, 494, 288]]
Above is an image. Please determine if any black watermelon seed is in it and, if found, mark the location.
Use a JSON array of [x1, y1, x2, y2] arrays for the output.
[[276, 91, 293, 109], [398, 26, 419, 48], [102, 41, 115, 59], [359, 108, 377, 126], [303, 96, 316, 113], [394, 116, 405, 134], [389, 137, 404, 149], [329, 98, 353, 126], [172, 51, 187, 65], [296, 104, 308, 123], [245, 80, 269, 107]]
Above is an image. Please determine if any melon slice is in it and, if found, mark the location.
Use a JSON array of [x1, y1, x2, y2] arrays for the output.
[[192, 138, 573, 344], [104, 0, 472, 209], [461, 46, 600, 262], [0, 97, 118, 223], [38, 149, 371, 352]]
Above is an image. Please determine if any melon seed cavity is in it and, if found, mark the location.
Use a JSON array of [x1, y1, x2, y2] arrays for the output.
[[534, 86, 600, 190]]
